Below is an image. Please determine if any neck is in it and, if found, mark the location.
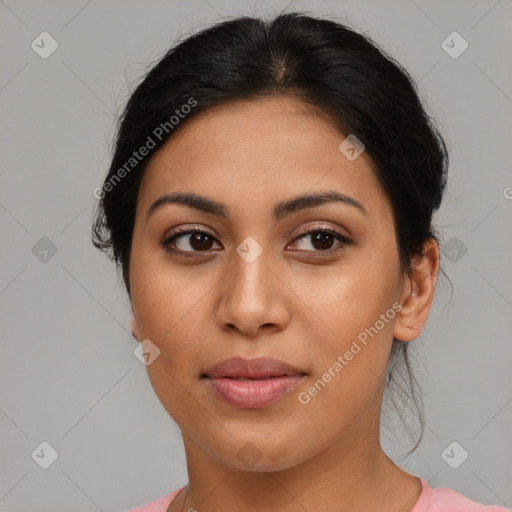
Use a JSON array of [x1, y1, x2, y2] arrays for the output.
[[171, 412, 422, 512]]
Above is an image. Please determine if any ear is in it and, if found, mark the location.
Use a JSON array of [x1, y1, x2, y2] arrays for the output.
[[394, 238, 440, 342], [131, 309, 142, 342]]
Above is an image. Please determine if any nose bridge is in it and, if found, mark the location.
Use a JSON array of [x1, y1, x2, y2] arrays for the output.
[[216, 239, 288, 335], [228, 242, 274, 310]]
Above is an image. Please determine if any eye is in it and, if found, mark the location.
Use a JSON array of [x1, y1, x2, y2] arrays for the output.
[[161, 225, 351, 257], [288, 226, 352, 254], [161, 227, 221, 256]]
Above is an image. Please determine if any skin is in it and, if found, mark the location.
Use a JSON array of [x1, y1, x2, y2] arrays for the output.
[[129, 96, 440, 512]]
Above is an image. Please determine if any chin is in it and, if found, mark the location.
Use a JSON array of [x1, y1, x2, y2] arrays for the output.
[[209, 436, 314, 473]]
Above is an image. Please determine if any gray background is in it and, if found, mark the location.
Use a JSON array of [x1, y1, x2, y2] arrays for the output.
[[1, 0, 511, 510]]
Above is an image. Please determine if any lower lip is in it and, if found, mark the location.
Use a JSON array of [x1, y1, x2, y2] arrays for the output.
[[206, 375, 304, 408]]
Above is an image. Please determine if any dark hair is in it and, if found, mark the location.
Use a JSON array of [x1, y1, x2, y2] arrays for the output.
[[92, 10, 448, 453]]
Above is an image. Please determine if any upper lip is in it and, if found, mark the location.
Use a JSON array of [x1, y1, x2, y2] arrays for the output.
[[203, 357, 306, 379]]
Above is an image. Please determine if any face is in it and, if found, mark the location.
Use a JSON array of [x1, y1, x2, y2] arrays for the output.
[[129, 96, 411, 471]]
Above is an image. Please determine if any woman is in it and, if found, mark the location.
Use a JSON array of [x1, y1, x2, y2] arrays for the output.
[[92, 11, 508, 512]]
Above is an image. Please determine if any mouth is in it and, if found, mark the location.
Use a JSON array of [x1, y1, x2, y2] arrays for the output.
[[202, 357, 307, 409]]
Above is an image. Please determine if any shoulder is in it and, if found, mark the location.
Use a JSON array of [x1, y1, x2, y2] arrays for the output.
[[125, 486, 185, 512], [412, 478, 510, 512]]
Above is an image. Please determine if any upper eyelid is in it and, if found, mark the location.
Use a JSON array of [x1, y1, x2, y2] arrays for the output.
[[293, 223, 349, 238], [163, 224, 351, 248], [164, 223, 347, 238]]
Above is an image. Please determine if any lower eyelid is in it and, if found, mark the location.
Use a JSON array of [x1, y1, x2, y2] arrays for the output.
[[162, 230, 219, 251], [162, 228, 350, 255], [289, 231, 350, 251]]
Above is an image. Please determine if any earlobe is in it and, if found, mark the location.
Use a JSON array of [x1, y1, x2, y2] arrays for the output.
[[393, 239, 440, 342], [131, 311, 142, 342]]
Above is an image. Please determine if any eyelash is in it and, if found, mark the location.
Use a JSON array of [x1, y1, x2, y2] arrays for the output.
[[161, 225, 352, 257]]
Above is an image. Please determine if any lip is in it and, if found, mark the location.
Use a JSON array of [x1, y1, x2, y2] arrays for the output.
[[203, 357, 306, 409]]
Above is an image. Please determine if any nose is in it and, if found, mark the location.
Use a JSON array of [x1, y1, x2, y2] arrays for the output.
[[215, 249, 291, 338]]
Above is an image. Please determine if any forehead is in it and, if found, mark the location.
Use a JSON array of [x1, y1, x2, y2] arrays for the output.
[[138, 96, 388, 219]]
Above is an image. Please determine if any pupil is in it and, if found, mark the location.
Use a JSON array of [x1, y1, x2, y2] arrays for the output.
[[312, 232, 333, 250], [187, 232, 334, 251], [191, 233, 212, 250]]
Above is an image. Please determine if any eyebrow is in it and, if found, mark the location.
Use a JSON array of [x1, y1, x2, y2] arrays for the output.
[[146, 190, 368, 221]]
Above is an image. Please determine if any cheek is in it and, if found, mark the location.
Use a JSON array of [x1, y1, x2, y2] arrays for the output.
[[130, 243, 208, 340], [293, 249, 400, 381], [129, 249, 214, 423], [296, 255, 399, 334], [292, 269, 398, 434]]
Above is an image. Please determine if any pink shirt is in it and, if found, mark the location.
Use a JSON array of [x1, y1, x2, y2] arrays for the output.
[[126, 478, 509, 511]]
